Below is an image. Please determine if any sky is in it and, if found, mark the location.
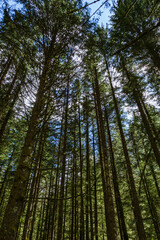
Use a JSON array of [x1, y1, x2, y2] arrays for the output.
[[85, 0, 112, 26], [1, 0, 112, 26]]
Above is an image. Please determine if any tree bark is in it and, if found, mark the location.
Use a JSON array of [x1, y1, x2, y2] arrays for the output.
[[105, 107, 129, 240], [0, 55, 51, 240], [93, 66, 118, 240], [92, 122, 98, 240], [56, 79, 69, 240], [105, 60, 147, 240], [78, 104, 85, 240]]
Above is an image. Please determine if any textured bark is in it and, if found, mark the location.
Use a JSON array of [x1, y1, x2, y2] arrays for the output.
[[105, 108, 129, 240], [105, 60, 147, 240], [56, 80, 69, 240], [0, 57, 50, 240], [93, 66, 118, 240]]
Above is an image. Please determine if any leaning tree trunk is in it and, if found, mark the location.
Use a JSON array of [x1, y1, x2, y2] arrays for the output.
[[122, 62, 160, 168], [105, 59, 147, 240], [0, 60, 24, 119], [0, 55, 13, 87], [0, 81, 24, 145]]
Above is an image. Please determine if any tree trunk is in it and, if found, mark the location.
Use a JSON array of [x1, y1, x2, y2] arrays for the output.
[[85, 97, 94, 240], [131, 131, 160, 239], [0, 146, 16, 209], [62, 162, 69, 240], [93, 66, 118, 240], [51, 116, 63, 239], [105, 107, 129, 240], [92, 122, 98, 240], [0, 55, 13, 86], [78, 104, 85, 240], [105, 60, 147, 240], [0, 83, 21, 145], [122, 62, 160, 168], [22, 132, 44, 240], [56, 79, 69, 240], [0, 56, 51, 240]]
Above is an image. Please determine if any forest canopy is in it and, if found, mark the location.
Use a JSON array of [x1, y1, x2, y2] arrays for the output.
[[0, 0, 160, 239]]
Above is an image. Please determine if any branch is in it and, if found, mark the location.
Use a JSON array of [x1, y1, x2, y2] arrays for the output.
[[112, 21, 160, 56]]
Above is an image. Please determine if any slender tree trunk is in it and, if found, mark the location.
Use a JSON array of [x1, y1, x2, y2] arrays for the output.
[[39, 197, 47, 240], [0, 83, 22, 144], [43, 173, 53, 240], [93, 79, 113, 239], [35, 199, 44, 240], [29, 169, 41, 240], [92, 122, 98, 240], [0, 55, 51, 240], [78, 104, 85, 240], [74, 130, 78, 240], [22, 135, 44, 240], [62, 162, 69, 240], [0, 73, 17, 119], [105, 107, 129, 240], [105, 60, 147, 240], [51, 116, 63, 239], [0, 146, 16, 209], [85, 97, 90, 240], [122, 62, 160, 168], [149, 162, 160, 198], [85, 97, 94, 240], [71, 144, 75, 240], [131, 131, 160, 239], [145, 42, 160, 70], [92, 66, 118, 240], [56, 79, 69, 240], [0, 60, 24, 119], [0, 55, 13, 86], [140, 96, 159, 142]]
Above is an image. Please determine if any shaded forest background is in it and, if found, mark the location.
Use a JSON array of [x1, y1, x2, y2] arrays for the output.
[[0, 0, 160, 239]]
